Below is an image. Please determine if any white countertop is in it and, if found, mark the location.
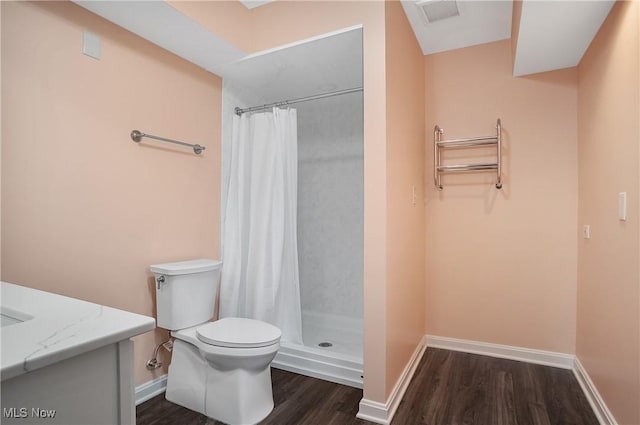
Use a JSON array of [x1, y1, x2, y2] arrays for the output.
[[0, 281, 155, 381]]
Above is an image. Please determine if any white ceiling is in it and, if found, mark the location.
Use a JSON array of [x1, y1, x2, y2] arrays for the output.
[[401, 0, 614, 76], [513, 0, 615, 76], [401, 0, 513, 56], [216, 27, 363, 105]]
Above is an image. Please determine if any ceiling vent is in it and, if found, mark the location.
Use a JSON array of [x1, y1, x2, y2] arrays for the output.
[[416, 0, 460, 24]]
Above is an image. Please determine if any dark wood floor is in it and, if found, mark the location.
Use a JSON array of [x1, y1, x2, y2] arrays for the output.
[[136, 348, 598, 425], [392, 348, 598, 425]]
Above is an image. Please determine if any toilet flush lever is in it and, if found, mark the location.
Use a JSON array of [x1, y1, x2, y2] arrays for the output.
[[156, 275, 165, 290]]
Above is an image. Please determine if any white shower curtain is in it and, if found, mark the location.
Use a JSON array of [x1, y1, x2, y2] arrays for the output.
[[220, 107, 303, 344]]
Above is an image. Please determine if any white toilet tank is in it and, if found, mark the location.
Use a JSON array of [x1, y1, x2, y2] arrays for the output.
[[150, 259, 222, 330]]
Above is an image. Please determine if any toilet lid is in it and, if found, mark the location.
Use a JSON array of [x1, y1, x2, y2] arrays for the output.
[[196, 317, 282, 348]]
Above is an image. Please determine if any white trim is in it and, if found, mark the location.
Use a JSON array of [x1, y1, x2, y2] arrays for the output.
[[356, 336, 427, 425], [384, 336, 428, 422], [573, 357, 617, 425], [237, 24, 364, 62], [135, 375, 167, 406], [357, 399, 390, 424], [426, 335, 575, 369]]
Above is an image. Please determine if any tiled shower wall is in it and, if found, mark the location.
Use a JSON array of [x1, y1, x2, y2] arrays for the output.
[[296, 92, 364, 319]]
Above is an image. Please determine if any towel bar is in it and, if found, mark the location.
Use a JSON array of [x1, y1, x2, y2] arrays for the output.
[[434, 119, 502, 190]]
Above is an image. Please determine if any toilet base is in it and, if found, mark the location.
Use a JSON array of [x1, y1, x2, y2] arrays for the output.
[[165, 339, 275, 425]]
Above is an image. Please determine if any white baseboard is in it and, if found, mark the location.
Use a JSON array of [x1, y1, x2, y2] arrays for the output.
[[426, 335, 575, 369], [135, 374, 167, 406], [356, 336, 427, 425], [357, 399, 390, 424], [573, 357, 617, 425]]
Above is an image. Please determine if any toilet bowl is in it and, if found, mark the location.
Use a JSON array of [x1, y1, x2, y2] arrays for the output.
[[150, 259, 281, 425]]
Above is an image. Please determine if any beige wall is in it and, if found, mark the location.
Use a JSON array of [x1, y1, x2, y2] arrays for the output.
[[384, 0, 426, 393], [1, 1, 222, 386], [576, 1, 640, 423], [424, 39, 579, 354]]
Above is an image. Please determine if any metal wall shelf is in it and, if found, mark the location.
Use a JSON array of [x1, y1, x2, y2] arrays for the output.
[[434, 119, 502, 190]]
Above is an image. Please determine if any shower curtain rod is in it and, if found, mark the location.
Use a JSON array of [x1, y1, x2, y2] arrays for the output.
[[234, 87, 363, 115]]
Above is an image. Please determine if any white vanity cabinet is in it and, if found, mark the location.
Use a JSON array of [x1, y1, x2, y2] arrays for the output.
[[1, 282, 155, 425]]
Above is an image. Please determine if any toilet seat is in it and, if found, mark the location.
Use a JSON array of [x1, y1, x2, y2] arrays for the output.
[[196, 317, 281, 348]]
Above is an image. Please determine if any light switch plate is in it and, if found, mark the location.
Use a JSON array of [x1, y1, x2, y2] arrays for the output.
[[618, 192, 627, 221]]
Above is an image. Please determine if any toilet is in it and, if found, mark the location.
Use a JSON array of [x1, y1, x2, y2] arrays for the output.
[[150, 259, 281, 425]]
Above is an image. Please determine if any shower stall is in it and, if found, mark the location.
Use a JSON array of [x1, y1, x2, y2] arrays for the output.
[[277, 90, 363, 387], [218, 27, 364, 387]]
